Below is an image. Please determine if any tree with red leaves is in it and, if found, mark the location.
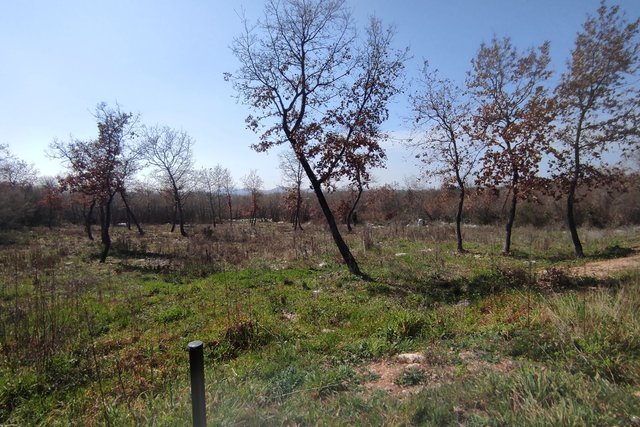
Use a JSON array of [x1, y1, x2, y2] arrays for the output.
[[552, 2, 640, 258], [467, 37, 555, 254], [39, 177, 63, 229], [52, 103, 141, 262], [229, 0, 406, 276]]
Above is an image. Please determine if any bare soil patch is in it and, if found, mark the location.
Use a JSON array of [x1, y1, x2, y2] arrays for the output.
[[569, 246, 640, 278], [362, 351, 515, 398]]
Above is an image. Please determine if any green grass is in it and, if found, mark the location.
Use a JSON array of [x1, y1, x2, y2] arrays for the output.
[[1, 223, 639, 425]]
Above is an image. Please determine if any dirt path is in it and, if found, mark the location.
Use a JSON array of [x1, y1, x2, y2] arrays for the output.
[[568, 246, 640, 278]]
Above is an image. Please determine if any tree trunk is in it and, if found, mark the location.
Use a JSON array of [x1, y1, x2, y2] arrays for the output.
[[170, 204, 177, 233], [298, 156, 362, 276], [503, 188, 517, 254], [250, 194, 258, 226], [455, 186, 465, 253], [347, 186, 363, 233], [177, 197, 187, 237], [99, 197, 114, 263], [567, 178, 584, 258], [208, 193, 217, 227], [85, 200, 95, 241], [567, 121, 585, 258], [124, 203, 131, 230], [120, 191, 144, 235], [227, 195, 233, 227], [294, 185, 303, 231], [217, 194, 224, 224]]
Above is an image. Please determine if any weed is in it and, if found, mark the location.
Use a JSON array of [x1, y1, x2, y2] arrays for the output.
[[394, 366, 426, 386], [209, 318, 275, 361], [156, 306, 191, 323], [383, 311, 427, 344], [267, 366, 306, 401]]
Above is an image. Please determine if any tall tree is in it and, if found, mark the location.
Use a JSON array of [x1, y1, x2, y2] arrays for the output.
[[52, 103, 140, 262], [410, 61, 479, 253], [467, 37, 555, 254], [142, 126, 195, 237], [242, 169, 263, 226], [552, 2, 640, 257], [229, 0, 406, 276]]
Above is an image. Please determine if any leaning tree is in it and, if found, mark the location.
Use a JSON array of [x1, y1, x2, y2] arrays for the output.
[[552, 2, 640, 258], [229, 0, 406, 276]]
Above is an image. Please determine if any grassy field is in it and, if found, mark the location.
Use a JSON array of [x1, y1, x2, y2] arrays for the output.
[[1, 222, 639, 426]]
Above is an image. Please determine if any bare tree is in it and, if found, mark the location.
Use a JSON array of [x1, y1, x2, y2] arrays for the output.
[[199, 164, 231, 224], [51, 103, 141, 262], [229, 0, 406, 276], [344, 170, 364, 232], [279, 151, 306, 230], [0, 144, 38, 186], [552, 2, 640, 257], [219, 166, 235, 225], [0, 145, 39, 229], [199, 168, 218, 227], [242, 169, 263, 226], [142, 126, 194, 236], [467, 37, 555, 254], [410, 62, 479, 252]]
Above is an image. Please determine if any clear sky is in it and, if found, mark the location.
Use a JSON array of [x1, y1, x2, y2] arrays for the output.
[[1, 0, 639, 188]]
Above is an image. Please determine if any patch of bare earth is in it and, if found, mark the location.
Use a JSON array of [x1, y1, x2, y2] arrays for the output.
[[569, 246, 640, 278], [361, 351, 515, 398]]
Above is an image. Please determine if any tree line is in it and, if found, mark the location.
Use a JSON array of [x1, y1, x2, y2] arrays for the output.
[[1, 166, 639, 232]]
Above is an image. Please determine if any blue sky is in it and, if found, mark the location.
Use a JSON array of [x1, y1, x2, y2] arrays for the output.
[[1, 0, 638, 188]]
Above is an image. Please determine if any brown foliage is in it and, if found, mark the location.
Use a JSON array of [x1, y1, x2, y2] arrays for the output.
[[229, 0, 407, 275], [551, 1, 640, 256], [51, 103, 140, 262], [467, 36, 555, 252]]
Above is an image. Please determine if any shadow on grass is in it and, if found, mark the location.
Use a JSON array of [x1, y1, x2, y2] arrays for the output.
[[588, 244, 636, 260], [507, 244, 636, 263], [507, 249, 578, 263], [110, 248, 169, 259], [368, 266, 623, 306]]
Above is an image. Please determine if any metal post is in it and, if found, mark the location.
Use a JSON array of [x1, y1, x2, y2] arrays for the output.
[[188, 340, 206, 427]]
